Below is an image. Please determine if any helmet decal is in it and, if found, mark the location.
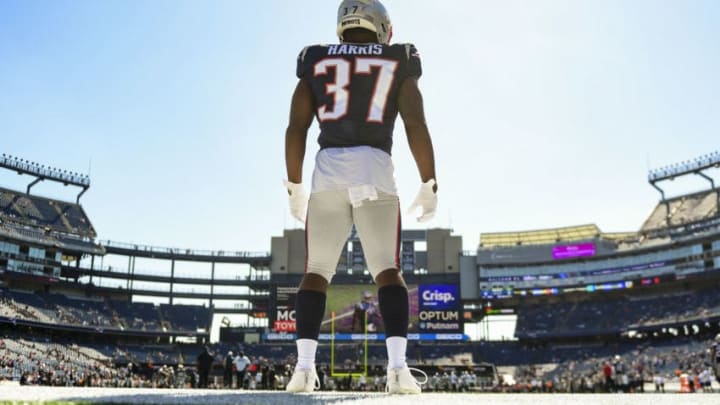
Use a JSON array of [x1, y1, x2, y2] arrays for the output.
[[337, 0, 392, 44]]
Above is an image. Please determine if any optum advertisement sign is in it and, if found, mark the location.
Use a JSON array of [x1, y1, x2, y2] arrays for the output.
[[418, 284, 461, 332]]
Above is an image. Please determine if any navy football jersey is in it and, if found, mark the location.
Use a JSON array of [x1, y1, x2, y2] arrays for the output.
[[296, 43, 422, 155]]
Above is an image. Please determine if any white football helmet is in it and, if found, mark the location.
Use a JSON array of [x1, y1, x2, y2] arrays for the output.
[[337, 0, 392, 44]]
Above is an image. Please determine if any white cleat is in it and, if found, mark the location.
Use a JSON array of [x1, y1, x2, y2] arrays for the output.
[[285, 367, 320, 393], [386, 366, 427, 394]]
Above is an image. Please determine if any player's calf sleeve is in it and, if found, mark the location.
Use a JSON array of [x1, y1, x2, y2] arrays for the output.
[[378, 284, 409, 337], [295, 289, 326, 340]]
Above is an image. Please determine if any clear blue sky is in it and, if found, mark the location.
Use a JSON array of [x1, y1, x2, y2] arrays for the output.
[[2, 0, 719, 253]]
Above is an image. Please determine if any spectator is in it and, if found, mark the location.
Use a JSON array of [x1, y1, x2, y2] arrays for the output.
[[233, 351, 250, 389], [223, 351, 234, 388], [176, 364, 187, 388], [654, 373, 665, 393], [712, 333, 720, 383], [602, 361, 614, 392], [196, 347, 213, 388]]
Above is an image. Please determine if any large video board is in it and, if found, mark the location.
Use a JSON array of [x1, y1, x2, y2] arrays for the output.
[[271, 283, 462, 335]]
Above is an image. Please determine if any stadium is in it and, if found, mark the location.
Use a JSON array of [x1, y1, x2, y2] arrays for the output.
[[1, 147, 719, 405]]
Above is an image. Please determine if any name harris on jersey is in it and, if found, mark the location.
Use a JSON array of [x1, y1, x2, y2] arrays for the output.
[[327, 43, 384, 56]]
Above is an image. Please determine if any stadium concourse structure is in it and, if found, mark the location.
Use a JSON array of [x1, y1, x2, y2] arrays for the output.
[[1, 151, 720, 392]]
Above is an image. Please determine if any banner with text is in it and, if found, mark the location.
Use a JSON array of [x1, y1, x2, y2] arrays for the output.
[[418, 284, 462, 332]]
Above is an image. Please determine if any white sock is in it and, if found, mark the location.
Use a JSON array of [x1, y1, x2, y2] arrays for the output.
[[296, 338, 318, 370], [386, 336, 407, 369]]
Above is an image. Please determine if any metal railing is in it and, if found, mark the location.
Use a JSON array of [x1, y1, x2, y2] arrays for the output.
[[100, 240, 269, 258]]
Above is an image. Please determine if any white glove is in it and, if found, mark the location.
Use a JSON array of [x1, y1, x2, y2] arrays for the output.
[[283, 180, 307, 223], [407, 179, 437, 222]]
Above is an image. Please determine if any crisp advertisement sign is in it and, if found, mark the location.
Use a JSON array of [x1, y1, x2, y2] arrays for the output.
[[418, 284, 461, 332], [419, 284, 459, 310]]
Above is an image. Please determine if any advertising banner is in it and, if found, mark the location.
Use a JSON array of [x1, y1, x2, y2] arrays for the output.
[[273, 286, 297, 333], [552, 243, 596, 259], [272, 283, 462, 334], [418, 284, 462, 332]]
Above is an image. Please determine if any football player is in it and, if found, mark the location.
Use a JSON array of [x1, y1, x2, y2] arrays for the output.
[[283, 0, 437, 394]]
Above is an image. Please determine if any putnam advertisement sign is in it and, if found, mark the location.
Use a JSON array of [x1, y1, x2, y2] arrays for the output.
[[418, 284, 461, 332]]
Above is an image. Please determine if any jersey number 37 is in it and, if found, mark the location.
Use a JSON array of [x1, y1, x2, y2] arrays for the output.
[[314, 58, 398, 124]]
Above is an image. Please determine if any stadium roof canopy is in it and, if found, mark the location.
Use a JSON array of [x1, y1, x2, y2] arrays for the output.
[[601, 231, 638, 241], [479, 224, 603, 248]]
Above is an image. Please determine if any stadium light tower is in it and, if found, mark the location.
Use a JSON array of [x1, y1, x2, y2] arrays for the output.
[[647, 150, 720, 226], [0, 153, 91, 203]]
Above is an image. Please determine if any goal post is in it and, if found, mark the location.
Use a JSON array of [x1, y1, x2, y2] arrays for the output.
[[330, 310, 368, 378]]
